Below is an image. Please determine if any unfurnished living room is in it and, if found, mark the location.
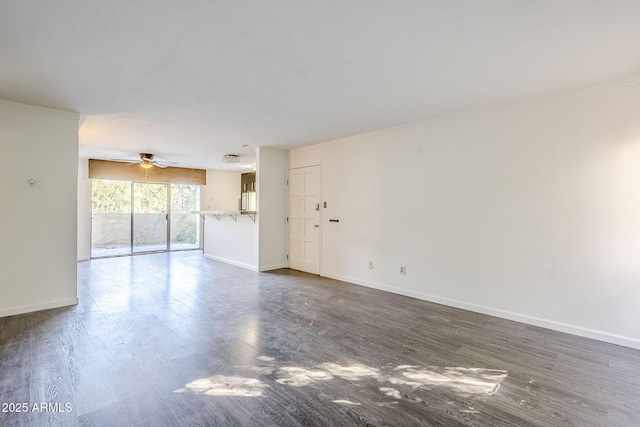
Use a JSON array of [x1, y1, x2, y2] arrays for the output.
[[1, 1, 640, 426]]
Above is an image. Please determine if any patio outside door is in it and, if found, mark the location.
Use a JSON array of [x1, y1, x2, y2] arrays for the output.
[[133, 182, 168, 253], [92, 179, 201, 257]]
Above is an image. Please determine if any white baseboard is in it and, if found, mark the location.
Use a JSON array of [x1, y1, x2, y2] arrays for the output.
[[320, 271, 640, 351], [0, 297, 79, 318], [259, 263, 288, 272], [203, 254, 258, 271]]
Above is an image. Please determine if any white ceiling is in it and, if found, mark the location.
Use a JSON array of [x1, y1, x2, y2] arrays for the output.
[[2, 1, 640, 171]]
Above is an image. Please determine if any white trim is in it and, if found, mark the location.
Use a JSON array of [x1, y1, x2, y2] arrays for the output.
[[0, 297, 79, 318], [259, 263, 288, 272], [203, 254, 258, 271], [288, 164, 321, 171], [0, 99, 79, 120], [320, 271, 640, 351]]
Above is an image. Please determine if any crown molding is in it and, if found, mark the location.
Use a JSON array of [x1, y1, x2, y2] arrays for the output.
[[0, 99, 79, 120]]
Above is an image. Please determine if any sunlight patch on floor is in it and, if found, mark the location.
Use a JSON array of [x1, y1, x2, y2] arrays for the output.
[[258, 355, 275, 362], [379, 387, 402, 399], [174, 356, 508, 404], [174, 375, 266, 397], [332, 399, 361, 405], [276, 366, 334, 386], [319, 362, 382, 381], [390, 366, 507, 396]]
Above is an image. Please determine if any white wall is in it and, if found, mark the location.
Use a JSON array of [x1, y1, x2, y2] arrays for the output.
[[203, 215, 258, 270], [201, 149, 288, 272], [201, 170, 241, 211], [290, 79, 640, 349], [257, 147, 289, 271], [0, 100, 79, 317], [77, 158, 91, 261], [201, 169, 257, 269]]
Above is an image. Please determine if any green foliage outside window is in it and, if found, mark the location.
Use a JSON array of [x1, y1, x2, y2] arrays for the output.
[[171, 184, 200, 244], [92, 179, 131, 213], [92, 179, 200, 245]]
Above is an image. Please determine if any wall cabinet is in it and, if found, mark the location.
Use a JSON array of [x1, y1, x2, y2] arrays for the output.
[[241, 172, 255, 193]]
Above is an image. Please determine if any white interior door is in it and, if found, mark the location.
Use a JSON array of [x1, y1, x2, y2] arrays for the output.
[[289, 165, 321, 274]]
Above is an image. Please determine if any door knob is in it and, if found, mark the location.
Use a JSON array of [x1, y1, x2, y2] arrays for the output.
[[314, 224, 319, 228]]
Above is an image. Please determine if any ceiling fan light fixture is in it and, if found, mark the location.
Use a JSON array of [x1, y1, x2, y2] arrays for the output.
[[110, 152, 177, 169], [222, 154, 240, 163]]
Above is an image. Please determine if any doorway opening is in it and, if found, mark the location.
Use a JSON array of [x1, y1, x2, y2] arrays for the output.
[[91, 179, 201, 258]]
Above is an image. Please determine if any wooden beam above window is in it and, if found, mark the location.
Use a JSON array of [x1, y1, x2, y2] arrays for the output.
[[88, 159, 206, 185]]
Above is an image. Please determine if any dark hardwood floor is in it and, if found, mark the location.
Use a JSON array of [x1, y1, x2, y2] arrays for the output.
[[1, 251, 639, 426]]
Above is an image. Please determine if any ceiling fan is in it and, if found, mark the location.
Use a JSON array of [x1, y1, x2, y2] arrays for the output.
[[111, 153, 179, 169]]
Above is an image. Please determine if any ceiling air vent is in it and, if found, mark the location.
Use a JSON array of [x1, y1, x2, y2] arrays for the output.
[[222, 154, 240, 163]]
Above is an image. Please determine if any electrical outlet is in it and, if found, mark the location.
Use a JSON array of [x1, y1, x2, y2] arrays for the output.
[[400, 266, 406, 275], [369, 261, 374, 269]]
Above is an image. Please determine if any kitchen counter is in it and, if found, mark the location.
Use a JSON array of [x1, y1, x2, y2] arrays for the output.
[[192, 210, 257, 222], [193, 210, 259, 270]]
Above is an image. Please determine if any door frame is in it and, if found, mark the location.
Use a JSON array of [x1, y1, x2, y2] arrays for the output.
[[288, 164, 322, 275]]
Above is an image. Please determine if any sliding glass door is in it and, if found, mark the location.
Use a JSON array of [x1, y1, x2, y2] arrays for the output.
[[170, 184, 201, 250], [91, 179, 132, 257], [133, 182, 168, 253], [91, 180, 201, 258]]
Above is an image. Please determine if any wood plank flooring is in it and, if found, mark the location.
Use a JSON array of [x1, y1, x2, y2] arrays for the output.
[[1, 251, 639, 426]]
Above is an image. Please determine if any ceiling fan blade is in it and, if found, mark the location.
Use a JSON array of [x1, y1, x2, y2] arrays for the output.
[[108, 155, 177, 169], [110, 159, 141, 164], [155, 160, 179, 165], [153, 160, 179, 168]]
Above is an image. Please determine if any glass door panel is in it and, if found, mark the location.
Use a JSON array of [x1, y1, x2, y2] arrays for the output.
[[91, 179, 132, 257], [133, 182, 168, 253], [170, 184, 201, 250]]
